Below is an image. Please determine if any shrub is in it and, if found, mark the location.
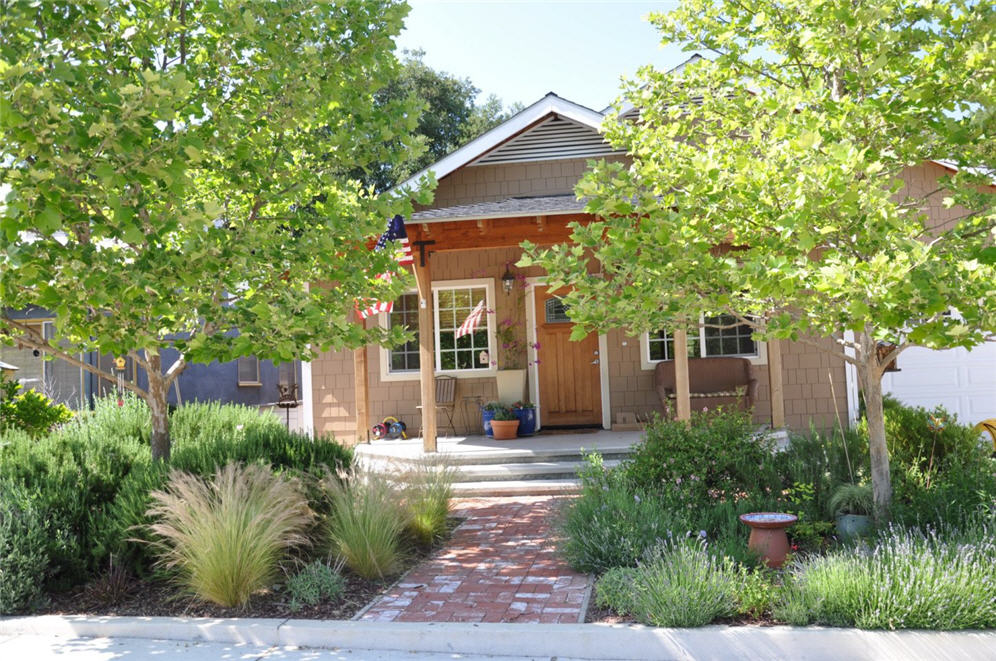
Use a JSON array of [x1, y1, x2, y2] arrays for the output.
[[626, 408, 779, 500], [775, 425, 870, 518], [734, 567, 778, 619], [776, 522, 996, 629], [146, 463, 314, 608], [625, 540, 739, 627], [561, 453, 687, 573], [0, 479, 58, 614], [594, 566, 638, 615], [0, 374, 73, 437], [880, 395, 982, 472], [401, 458, 456, 548], [323, 469, 407, 580], [285, 560, 345, 612]]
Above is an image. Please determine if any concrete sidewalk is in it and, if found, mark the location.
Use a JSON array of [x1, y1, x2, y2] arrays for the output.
[[1, 615, 995, 660]]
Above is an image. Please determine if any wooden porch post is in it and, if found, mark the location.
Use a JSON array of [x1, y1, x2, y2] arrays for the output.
[[414, 258, 437, 452], [767, 338, 786, 428], [353, 313, 370, 444], [673, 327, 691, 421]]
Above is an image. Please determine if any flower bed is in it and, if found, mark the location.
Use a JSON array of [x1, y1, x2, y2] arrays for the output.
[[0, 397, 456, 617], [567, 402, 996, 630]]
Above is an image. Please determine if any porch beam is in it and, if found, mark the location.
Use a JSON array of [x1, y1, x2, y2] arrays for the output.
[[673, 327, 691, 421], [353, 313, 370, 444], [414, 258, 437, 452], [406, 213, 591, 251], [767, 338, 786, 428]]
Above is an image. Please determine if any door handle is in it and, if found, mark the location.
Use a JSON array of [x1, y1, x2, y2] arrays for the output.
[[591, 359, 599, 365]]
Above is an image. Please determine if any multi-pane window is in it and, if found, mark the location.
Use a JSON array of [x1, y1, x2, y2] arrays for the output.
[[647, 329, 700, 361], [435, 286, 490, 371], [647, 315, 756, 361], [387, 293, 420, 373], [703, 314, 756, 356]]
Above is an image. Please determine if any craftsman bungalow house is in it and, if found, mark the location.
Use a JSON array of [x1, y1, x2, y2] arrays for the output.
[[303, 89, 974, 449]]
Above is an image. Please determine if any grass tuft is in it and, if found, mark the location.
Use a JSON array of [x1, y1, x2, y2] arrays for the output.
[[401, 457, 456, 548], [146, 463, 313, 608], [323, 469, 407, 580]]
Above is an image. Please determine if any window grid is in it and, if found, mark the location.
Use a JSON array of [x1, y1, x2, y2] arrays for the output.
[[435, 287, 490, 372], [387, 293, 420, 373], [647, 315, 755, 362]]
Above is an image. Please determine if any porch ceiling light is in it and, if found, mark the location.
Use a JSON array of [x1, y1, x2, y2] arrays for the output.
[[501, 262, 516, 295]]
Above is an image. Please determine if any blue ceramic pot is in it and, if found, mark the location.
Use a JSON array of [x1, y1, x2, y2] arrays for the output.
[[513, 407, 536, 436], [481, 408, 496, 437]]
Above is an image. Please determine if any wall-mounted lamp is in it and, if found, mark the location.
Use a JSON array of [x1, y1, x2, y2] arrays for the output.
[[501, 262, 516, 295]]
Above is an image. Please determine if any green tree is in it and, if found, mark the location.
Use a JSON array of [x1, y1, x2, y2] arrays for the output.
[[359, 50, 522, 191], [522, 0, 995, 517], [1, 1, 431, 460]]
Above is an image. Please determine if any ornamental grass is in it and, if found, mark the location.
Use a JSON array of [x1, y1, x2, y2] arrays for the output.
[[323, 468, 408, 580], [146, 462, 313, 608]]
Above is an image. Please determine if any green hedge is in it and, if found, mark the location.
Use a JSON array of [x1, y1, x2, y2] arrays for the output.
[[0, 396, 352, 612]]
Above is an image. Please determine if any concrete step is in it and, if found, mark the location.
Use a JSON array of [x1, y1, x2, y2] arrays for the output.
[[451, 478, 581, 497], [451, 459, 620, 482], [359, 446, 632, 468]]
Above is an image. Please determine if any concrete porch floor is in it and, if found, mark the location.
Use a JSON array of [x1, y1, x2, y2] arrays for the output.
[[354, 429, 645, 461]]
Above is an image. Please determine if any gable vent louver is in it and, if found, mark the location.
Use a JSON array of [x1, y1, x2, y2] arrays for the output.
[[469, 115, 623, 166]]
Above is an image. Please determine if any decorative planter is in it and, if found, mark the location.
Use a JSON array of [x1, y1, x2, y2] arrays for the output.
[[495, 369, 527, 404], [836, 514, 872, 540], [481, 408, 496, 437], [513, 407, 537, 436], [739, 512, 798, 568], [489, 419, 519, 440]]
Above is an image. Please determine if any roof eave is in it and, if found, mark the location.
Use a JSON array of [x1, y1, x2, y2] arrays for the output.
[[392, 93, 606, 194]]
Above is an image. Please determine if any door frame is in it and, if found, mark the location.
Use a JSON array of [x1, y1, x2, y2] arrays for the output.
[[525, 277, 611, 430]]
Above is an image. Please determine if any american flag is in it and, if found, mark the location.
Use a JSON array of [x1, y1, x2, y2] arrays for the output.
[[358, 215, 413, 319], [375, 214, 414, 265], [455, 300, 486, 339]]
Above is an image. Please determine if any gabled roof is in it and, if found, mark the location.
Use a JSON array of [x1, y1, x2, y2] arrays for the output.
[[411, 194, 586, 223], [394, 92, 608, 192]]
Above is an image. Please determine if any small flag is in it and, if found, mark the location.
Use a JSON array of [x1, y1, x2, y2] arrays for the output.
[[357, 215, 414, 319], [375, 215, 414, 266], [456, 300, 486, 339], [358, 272, 394, 319]]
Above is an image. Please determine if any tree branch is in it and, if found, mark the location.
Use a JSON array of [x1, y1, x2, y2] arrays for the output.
[[2, 319, 148, 398]]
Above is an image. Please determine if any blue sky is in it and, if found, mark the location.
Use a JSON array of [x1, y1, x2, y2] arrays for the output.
[[395, 1, 692, 111]]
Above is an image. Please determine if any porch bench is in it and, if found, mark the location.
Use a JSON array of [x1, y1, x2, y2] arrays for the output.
[[654, 357, 757, 415]]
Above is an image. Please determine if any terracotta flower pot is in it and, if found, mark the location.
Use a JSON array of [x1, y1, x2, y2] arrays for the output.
[[489, 419, 519, 440]]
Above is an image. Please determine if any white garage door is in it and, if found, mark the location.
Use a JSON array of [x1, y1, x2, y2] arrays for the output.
[[882, 342, 996, 426]]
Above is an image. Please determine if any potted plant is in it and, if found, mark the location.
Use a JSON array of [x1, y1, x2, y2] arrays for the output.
[[511, 401, 537, 436], [489, 405, 520, 440], [481, 401, 505, 437], [828, 483, 873, 539], [493, 316, 528, 404]]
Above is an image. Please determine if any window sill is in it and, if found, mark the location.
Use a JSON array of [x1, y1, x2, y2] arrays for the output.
[[237, 381, 263, 387]]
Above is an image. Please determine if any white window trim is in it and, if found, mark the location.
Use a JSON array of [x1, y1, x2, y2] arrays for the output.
[[640, 318, 767, 370], [237, 355, 262, 386], [378, 279, 498, 382]]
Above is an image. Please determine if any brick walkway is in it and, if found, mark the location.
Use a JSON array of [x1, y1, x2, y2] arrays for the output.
[[358, 496, 590, 624]]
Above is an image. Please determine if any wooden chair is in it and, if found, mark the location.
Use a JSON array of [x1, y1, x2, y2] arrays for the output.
[[417, 375, 457, 438]]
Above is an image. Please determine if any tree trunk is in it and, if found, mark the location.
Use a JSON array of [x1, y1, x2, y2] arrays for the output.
[[856, 348, 891, 521], [146, 353, 171, 462]]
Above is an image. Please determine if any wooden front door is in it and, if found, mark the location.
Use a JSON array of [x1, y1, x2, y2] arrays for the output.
[[534, 286, 602, 427]]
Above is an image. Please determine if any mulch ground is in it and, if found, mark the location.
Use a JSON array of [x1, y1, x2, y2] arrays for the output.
[[40, 520, 463, 621]]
